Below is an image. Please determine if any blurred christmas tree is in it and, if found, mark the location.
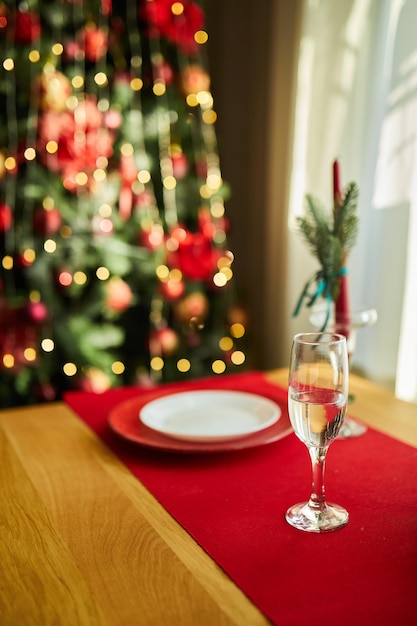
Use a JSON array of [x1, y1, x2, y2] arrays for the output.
[[0, 0, 248, 406]]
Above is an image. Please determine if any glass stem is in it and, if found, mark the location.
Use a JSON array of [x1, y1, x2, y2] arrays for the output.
[[308, 446, 328, 509]]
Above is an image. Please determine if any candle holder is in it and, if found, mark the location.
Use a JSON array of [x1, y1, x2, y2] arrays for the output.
[[309, 303, 377, 438]]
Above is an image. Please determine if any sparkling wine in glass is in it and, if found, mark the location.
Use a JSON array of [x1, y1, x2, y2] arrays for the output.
[[285, 332, 349, 532]]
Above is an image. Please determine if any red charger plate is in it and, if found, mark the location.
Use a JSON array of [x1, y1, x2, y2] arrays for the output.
[[108, 391, 293, 453]]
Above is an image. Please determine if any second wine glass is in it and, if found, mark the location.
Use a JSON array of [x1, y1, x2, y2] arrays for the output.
[[285, 332, 349, 532]]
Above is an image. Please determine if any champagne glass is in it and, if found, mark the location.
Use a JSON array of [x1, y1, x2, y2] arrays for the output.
[[285, 332, 349, 532]]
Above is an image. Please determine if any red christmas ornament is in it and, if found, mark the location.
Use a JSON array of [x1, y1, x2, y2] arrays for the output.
[[167, 228, 221, 281], [0, 203, 12, 232], [140, 224, 165, 250], [104, 108, 123, 130], [171, 151, 188, 179], [33, 207, 62, 236], [149, 327, 179, 357], [140, 0, 204, 55], [180, 64, 211, 95], [25, 301, 48, 324], [151, 60, 174, 86], [12, 9, 41, 45], [91, 215, 114, 236], [174, 292, 208, 324], [78, 25, 108, 62], [37, 97, 114, 193], [134, 190, 157, 210], [104, 277, 133, 313], [159, 277, 185, 300]]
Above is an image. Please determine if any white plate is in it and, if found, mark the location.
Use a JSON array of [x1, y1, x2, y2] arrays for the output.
[[139, 390, 281, 442]]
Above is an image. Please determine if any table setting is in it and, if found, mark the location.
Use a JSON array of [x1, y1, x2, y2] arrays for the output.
[[64, 367, 417, 626]]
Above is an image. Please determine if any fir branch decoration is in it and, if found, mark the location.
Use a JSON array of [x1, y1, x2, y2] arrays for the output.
[[293, 181, 359, 323]]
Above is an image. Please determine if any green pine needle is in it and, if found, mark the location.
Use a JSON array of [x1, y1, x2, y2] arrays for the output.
[[296, 181, 359, 301]]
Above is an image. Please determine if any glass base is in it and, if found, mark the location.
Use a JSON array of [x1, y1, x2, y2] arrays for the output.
[[338, 415, 367, 438], [285, 501, 349, 533]]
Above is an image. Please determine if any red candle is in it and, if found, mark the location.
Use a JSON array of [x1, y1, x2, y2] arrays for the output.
[[333, 159, 350, 337], [333, 159, 342, 206]]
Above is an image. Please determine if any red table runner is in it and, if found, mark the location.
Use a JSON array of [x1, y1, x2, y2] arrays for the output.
[[64, 371, 417, 626]]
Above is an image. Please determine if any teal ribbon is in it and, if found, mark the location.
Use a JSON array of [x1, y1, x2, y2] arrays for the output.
[[293, 267, 347, 331]]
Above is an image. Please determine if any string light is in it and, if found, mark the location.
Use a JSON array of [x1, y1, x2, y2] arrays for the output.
[[24, 348, 37, 362], [156, 265, 170, 280], [63, 363, 77, 376], [4, 157, 16, 171], [75, 172, 88, 186], [171, 2, 184, 16], [213, 272, 227, 288], [22, 249, 36, 265], [24, 147, 36, 161], [41, 339, 55, 353], [219, 336, 233, 351], [2, 256, 13, 270], [194, 30, 208, 45], [163, 175, 176, 190], [130, 77, 143, 91], [231, 351, 245, 366], [3, 58, 14, 71], [199, 184, 212, 199], [73, 271, 87, 285], [206, 172, 221, 189], [217, 255, 233, 269], [52, 43, 63, 56], [112, 361, 125, 375], [186, 94, 198, 107], [3, 355, 14, 369], [230, 323, 246, 338], [96, 266, 110, 280], [44, 240, 57, 253], [153, 80, 166, 96], [94, 72, 107, 86], [177, 358, 191, 372], [138, 170, 151, 184], [46, 141, 58, 154], [212, 360, 226, 374], [93, 168, 106, 182], [150, 356, 164, 371], [202, 109, 217, 124], [72, 75, 84, 89], [29, 50, 40, 63], [196, 91, 212, 106]]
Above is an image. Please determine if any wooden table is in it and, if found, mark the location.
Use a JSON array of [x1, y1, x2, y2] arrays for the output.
[[1, 369, 416, 625]]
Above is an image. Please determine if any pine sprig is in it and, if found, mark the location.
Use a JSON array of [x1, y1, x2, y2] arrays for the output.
[[332, 182, 359, 253], [296, 181, 359, 302]]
